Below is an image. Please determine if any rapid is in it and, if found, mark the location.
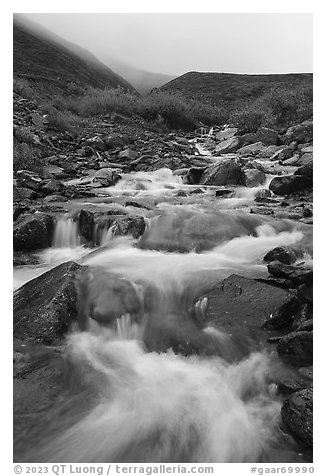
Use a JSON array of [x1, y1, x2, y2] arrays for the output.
[[13, 157, 313, 463]]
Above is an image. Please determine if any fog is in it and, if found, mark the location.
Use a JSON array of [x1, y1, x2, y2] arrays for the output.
[[19, 13, 312, 76]]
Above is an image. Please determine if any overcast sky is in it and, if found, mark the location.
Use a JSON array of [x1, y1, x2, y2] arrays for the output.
[[20, 13, 312, 76]]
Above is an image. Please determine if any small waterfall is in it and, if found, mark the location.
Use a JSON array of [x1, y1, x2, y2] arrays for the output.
[[99, 225, 116, 246], [53, 216, 81, 248]]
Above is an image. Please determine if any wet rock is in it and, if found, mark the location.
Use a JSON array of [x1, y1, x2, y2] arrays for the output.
[[14, 213, 54, 252], [243, 169, 266, 187], [263, 246, 299, 265], [13, 186, 37, 201], [16, 170, 43, 191], [295, 161, 313, 179], [13, 204, 31, 221], [78, 209, 95, 243], [13, 262, 85, 344], [255, 127, 279, 145], [281, 387, 313, 446], [94, 168, 122, 187], [200, 159, 246, 186], [283, 120, 313, 144], [187, 167, 205, 185], [302, 207, 313, 218], [76, 269, 143, 329], [277, 379, 309, 397], [267, 262, 312, 287], [204, 274, 300, 332], [277, 331, 313, 367], [296, 319, 313, 332], [214, 137, 241, 155], [113, 216, 146, 239], [269, 175, 312, 196], [215, 189, 233, 197], [125, 199, 154, 211]]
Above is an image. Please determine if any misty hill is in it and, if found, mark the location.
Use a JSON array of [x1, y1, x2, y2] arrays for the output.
[[98, 56, 176, 95], [159, 71, 313, 106], [13, 15, 136, 95]]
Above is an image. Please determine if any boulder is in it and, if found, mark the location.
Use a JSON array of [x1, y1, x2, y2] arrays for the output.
[[13, 186, 36, 201], [284, 120, 313, 144], [215, 128, 238, 141], [43, 164, 66, 179], [255, 127, 279, 145], [13, 262, 85, 344], [214, 137, 241, 155], [263, 246, 299, 265], [267, 262, 312, 287], [187, 167, 205, 185], [13, 213, 54, 252], [41, 179, 64, 196], [43, 194, 68, 203], [204, 274, 300, 332], [78, 209, 95, 242], [295, 161, 313, 179], [76, 269, 143, 330], [281, 387, 313, 446], [16, 170, 43, 191], [118, 148, 137, 160], [94, 168, 122, 187], [237, 142, 269, 156], [200, 160, 246, 186], [269, 175, 312, 196], [243, 169, 266, 187], [277, 331, 313, 367], [113, 216, 146, 239]]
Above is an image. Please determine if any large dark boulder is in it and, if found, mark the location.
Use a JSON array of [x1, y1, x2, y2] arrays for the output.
[[16, 170, 43, 191], [14, 261, 85, 344], [294, 161, 313, 179], [204, 274, 300, 332], [277, 331, 313, 367], [269, 175, 312, 196], [281, 387, 313, 446], [113, 216, 146, 239], [187, 167, 205, 185], [263, 246, 299, 265], [78, 209, 95, 243], [255, 127, 279, 145], [13, 213, 54, 252], [283, 120, 313, 144], [267, 262, 313, 287], [200, 160, 246, 186]]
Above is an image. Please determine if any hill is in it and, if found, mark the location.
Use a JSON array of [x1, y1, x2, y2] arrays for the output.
[[13, 16, 136, 96], [159, 71, 313, 107]]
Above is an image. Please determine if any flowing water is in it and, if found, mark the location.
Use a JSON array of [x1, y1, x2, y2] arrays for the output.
[[14, 162, 313, 463]]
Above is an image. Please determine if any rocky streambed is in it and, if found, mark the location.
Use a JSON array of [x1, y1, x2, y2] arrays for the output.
[[13, 118, 313, 463]]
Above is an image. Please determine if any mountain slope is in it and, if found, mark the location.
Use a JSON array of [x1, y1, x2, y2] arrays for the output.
[[159, 71, 313, 106], [98, 56, 176, 95], [13, 16, 136, 95]]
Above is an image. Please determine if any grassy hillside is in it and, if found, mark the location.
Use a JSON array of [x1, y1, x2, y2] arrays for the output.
[[13, 19, 136, 97], [159, 71, 313, 107]]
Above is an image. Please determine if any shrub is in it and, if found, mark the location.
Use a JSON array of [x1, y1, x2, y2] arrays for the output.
[[41, 104, 88, 133], [13, 78, 34, 99], [13, 140, 43, 172]]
